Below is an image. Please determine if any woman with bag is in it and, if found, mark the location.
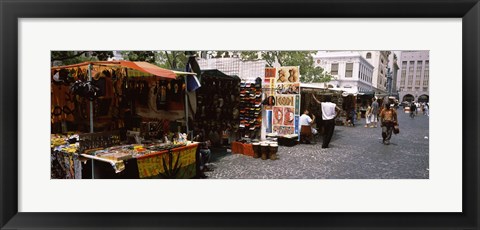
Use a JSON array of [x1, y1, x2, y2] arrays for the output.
[[364, 102, 372, 128]]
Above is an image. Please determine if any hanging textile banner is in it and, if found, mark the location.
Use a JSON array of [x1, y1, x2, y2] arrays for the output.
[[264, 67, 276, 92], [270, 66, 300, 136]]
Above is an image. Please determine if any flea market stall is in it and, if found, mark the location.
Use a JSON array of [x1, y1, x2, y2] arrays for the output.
[[356, 93, 375, 118], [230, 75, 267, 155], [229, 67, 281, 159], [257, 66, 300, 147], [50, 61, 199, 179], [193, 69, 241, 147], [300, 84, 345, 135]]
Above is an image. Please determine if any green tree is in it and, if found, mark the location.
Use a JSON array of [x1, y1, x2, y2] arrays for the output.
[[156, 51, 188, 70], [120, 51, 189, 70], [240, 51, 332, 83], [120, 51, 156, 63], [51, 51, 113, 66]]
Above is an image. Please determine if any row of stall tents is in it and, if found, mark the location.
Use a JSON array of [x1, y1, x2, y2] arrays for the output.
[[50, 60, 197, 135]]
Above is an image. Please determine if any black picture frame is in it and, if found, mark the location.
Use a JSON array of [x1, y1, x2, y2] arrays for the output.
[[1, 0, 479, 229]]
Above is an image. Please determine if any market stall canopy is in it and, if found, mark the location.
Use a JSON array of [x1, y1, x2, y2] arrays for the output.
[[360, 90, 375, 96], [201, 69, 240, 80], [300, 83, 343, 91], [121, 61, 195, 78], [51, 61, 195, 79], [300, 83, 344, 96]]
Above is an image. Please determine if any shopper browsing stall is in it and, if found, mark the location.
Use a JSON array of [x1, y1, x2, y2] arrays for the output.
[[312, 94, 341, 149], [299, 109, 316, 144]]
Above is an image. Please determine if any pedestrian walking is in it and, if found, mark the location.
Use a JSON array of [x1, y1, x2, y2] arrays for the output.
[[312, 94, 341, 148], [424, 102, 429, 116], [348, 107, 356, 127], [379, 103, 398, 145], [371, 97, 380, 128], [365, 103, 372, 128], [410, 102, 416, 119]]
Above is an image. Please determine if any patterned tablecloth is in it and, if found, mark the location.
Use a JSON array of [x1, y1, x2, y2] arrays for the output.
[[72, 143, 199, 179], [136, 143, 198, 179]]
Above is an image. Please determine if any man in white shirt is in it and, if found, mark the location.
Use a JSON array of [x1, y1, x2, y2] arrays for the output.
[[299, 109, 315, 144], [312, 94, 341, 148]]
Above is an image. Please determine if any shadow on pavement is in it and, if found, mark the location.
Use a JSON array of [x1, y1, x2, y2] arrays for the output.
[[210, 146, 231, 162]]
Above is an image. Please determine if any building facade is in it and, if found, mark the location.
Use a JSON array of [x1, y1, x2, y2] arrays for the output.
[[387, 51, 401, 96], [313, 51, 374, 94], [359, 51, 391, 94], [396, 51, 430, 102]]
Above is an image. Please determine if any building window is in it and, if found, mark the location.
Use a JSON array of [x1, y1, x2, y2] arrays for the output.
[[366, 53, 371, 59], [401, 61, 407, 86], [424, 61, 429, 86], [416, 60, 422, 85], [331, 63, 339, 75], [408, 61, 414, 85], [345, 63, 353, 77]]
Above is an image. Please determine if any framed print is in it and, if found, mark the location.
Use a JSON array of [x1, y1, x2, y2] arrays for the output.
[[1, 0, 479, 229]]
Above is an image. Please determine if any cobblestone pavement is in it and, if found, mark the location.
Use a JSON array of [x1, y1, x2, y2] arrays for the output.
[[206, 109, 429, 179]]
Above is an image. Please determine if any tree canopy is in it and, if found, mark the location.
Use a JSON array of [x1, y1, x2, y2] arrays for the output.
[[118, 50, 333, 83], [157, 51, 188, 70], [120, 51, 156, 63], [51, 51, 113, 66], [239, 51, 332, 83], [120, 51, 188, 71]]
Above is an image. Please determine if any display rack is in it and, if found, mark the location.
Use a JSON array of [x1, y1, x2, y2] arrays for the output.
[[238, 79, 262, 139]]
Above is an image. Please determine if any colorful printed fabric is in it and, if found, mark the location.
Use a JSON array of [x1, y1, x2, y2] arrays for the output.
[[136, 145, 197, 179], [51, 150, 83, 179]]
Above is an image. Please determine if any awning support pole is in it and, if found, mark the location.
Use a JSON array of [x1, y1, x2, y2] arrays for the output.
[[184, 76, 189, 137], [88, 64, 95, 179]]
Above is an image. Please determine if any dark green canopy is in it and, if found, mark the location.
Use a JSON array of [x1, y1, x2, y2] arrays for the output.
[[201, 69, 240, 80]]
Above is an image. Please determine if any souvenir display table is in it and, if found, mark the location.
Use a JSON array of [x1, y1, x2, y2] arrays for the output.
[[51, 132, 199, 179], [81, 142, 199, 179]]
